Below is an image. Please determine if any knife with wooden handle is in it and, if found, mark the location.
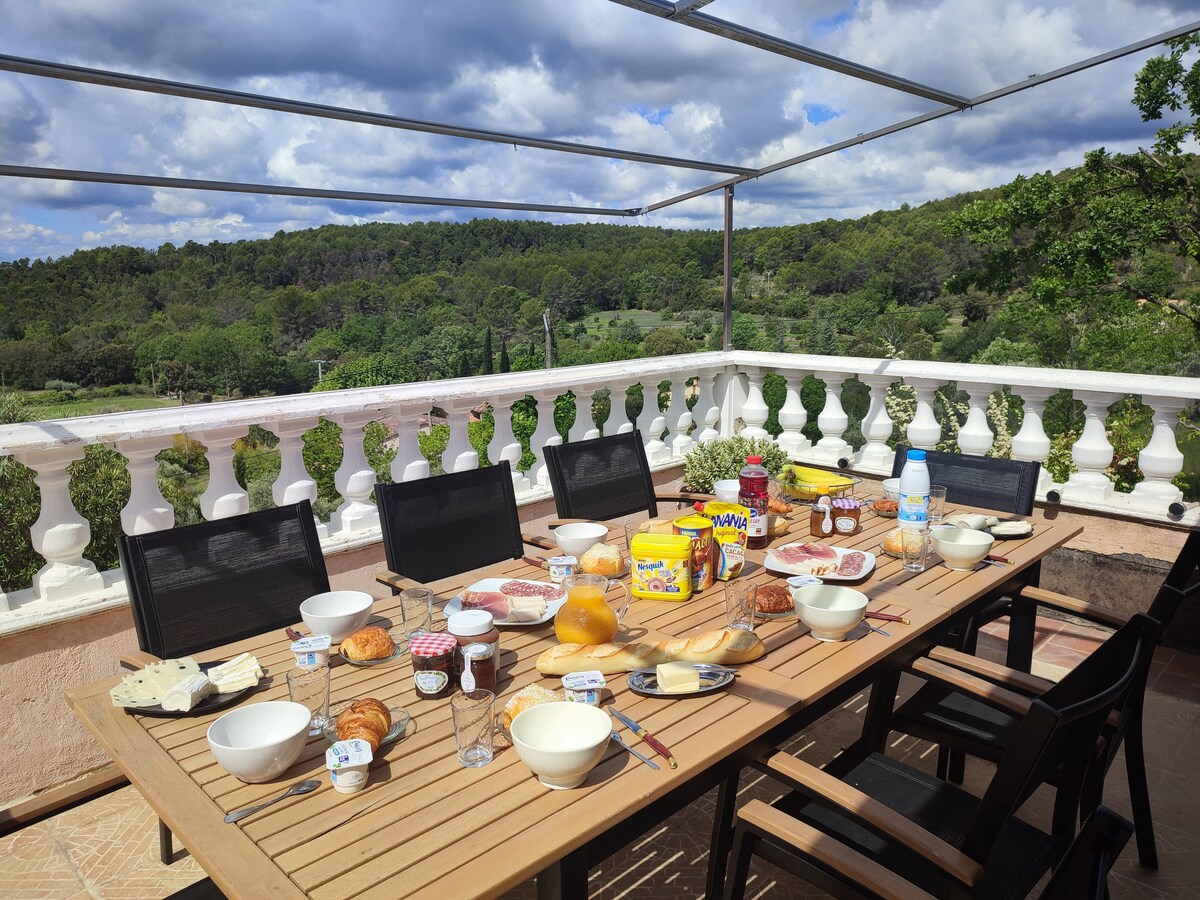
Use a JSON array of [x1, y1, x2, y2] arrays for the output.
[[609, 707, 677, 768]]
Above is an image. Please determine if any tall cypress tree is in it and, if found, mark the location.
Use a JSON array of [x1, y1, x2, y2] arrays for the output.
[[499, 338, 510, 373], [481, 326, 494, 375]]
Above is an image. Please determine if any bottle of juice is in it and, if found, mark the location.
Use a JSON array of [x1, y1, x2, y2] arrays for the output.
[[739, 455, 770, 550]]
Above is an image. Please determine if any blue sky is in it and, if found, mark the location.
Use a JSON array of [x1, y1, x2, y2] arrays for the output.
[[0, 0, 1196, 261]]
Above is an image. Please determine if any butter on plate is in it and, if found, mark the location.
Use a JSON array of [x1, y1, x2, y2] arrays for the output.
[[656, 661, 700, 694]]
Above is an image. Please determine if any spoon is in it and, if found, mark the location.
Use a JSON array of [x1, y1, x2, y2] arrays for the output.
[[224, 779, 320, 824]]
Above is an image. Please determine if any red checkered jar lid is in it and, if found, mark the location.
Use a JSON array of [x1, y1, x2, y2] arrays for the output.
[[408, 632, 457, 657]]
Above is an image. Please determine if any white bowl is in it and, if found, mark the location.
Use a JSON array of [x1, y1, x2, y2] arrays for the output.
[[553, 522, 610, 558], [300, 590, 373, 641], [713, 479, 741, 503], [509, 701, 613, 789], [932, 528, 995, 571], [882, 478, 902, 501], [794, 585, 869, 642], [207, 701, 311, 783]]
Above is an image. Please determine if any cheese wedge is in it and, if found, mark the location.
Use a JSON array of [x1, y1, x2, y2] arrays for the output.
[[208, 653, 264, 693]]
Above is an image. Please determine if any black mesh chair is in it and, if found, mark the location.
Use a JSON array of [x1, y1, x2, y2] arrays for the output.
[[375, 461, 524, 587], [117, 499, 330, 871], [891, 446, 1041, 516], [712, 613, 1157, 900], [543, 430, 701, 527]]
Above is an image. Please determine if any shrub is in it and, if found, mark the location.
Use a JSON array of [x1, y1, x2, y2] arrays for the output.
[[682, 436, 789, 493]]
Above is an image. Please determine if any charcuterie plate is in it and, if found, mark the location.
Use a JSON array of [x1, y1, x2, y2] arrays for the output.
[[444, 578, 567, 626], [765, 544, 876, 581]]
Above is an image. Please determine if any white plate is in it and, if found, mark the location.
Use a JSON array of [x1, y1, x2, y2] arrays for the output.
[[765, 545, 877, 581], [627, 664, 735, 697], [444, 577, 567, 627], [322, 702, 410, 747], [335, 646, 404, 667]]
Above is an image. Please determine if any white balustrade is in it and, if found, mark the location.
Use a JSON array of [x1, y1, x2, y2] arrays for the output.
[[957, 384, 996, 456], [486, 395, 529, 495], [440, 399, 480, 473], [389, 404, 431, 483], [608, 381, 636, 435], [1061, 391, 1120, 503], [634, 379, 661, 444], [12, 446, 105, 602], [527, 390, 563, 488], [568, 390, 598, 443], [693, 369, 721, 444], [855, 376, 896, 472], [905, 378, 943, 450], [196, 426, 249, 520], [1010, 387, 1055, 494], [116, 436, 175, 535], [329, 412, 380, 534], [810, 371, 852, 464], [1129, 396, 1189, 510], [775, 372, 810, 458], [664, 375, 695, 457], [739, 368, 770, 439], [265, 418, 318, 507]]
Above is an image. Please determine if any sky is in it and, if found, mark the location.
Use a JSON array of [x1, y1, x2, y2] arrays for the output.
[[0, 0, 1197, 262]]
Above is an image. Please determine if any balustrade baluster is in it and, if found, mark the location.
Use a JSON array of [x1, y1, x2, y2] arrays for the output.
[[1011, 387, 1054, 494], [329, 412, 380, 534], [665, 375, 695, 457], [441, 399, 480, 473], [196, 427, 249, 520], [856, 376, 896, 472], [264, 418, 319, 506], [1062, 391, 1119, 503], [905, 379, 943, 449], [527, 390, 562, 488], [13, 446, 104, 602], [487, 395, 530, 495], [739, 368, 770, 440], [776, 372, 810, 458], [693, 368, 721, 444], [634, 380, 660, 444], [810, 372, 851, 464], [608, 381, 636, 435], [389, 404, 431, 483], [957, 384, 996, 456], [568, 389, 599, 443], [1129, 396, 1188, 511], [116, 436, 175, 535]]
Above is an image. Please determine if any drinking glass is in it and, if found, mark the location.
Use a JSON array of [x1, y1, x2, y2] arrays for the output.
[[724, 582, 757, 631], [398, 588, 433, 644], [451, 689, 495, 767], [928, 485, 948, 522], [286, 664, 330, 736], [901, 529, 930, 573]]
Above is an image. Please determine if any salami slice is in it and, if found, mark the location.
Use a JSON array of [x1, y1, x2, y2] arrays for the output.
[[837, 551, 867, 577], [498, 580, 564, 601]]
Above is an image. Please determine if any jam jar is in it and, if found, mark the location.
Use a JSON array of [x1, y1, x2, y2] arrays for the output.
[[831, 497, 862, 535], [459, 642, 497, 693], [409, 632, 458, 699]]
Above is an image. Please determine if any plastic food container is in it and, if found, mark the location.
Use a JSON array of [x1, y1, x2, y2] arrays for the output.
[[630, 533, 692, 601]]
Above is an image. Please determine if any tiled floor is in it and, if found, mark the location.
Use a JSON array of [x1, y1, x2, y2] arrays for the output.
[[3, 617, 1198, 899]]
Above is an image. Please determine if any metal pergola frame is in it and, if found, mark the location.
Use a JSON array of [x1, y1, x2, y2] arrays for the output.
[[1, 3, 1197, 352]]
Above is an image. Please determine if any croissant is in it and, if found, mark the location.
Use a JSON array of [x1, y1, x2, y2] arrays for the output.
[[339, 626, 394, 661], [336, 698, 392, 752]]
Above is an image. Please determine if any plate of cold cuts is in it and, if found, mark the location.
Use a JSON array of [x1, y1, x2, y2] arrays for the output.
[[765, 542, 876, 581], [444, 578, 567, 627]]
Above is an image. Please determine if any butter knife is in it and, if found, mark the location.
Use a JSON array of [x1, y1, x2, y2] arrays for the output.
[[610, 731, 660, 770], [609, 707, 678, 769]]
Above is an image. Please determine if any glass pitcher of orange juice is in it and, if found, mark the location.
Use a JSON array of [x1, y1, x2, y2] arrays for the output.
[[553, 573, 631, 645]]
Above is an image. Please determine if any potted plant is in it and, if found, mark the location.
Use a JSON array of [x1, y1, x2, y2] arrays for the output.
[[682, 436, 788, 494]]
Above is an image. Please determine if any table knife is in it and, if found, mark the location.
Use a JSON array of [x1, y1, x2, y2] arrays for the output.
[[609, 707, 678, 768], [610, 731, 660, 770]]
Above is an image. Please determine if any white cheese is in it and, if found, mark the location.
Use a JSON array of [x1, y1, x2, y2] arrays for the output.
[[211, 671, 261, 693], [161, 674, 214, 711]]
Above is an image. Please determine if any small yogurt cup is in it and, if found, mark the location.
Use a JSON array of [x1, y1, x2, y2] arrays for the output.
[[291, 634, 332, 669], [562, 670, 606, 706], [326, 739, 373, 794], [548, 555, 577, 584]]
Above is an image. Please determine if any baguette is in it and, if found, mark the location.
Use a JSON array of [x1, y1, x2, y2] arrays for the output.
[[536, 628, 764, 675]]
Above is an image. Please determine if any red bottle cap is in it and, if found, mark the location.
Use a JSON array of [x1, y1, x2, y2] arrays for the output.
[[746, 455, 763, 464]]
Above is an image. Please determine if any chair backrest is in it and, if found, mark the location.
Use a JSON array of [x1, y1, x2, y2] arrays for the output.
[[118, 500, 330, 658], [890, 447, 1041, 516], [960, 613, 1159, 863], [1037, 806, 1133, 900], [376, 461, 524, 585], [1148, 529, 1200, 627], [545, 430, 657, 522]]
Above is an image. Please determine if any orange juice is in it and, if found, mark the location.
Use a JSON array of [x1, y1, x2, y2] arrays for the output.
[[554, 582, 619, 644]]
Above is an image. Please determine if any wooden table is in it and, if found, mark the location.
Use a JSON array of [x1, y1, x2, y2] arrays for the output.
[[68, 497, 1080, 899]]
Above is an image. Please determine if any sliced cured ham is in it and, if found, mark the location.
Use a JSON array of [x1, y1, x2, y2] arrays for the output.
[[769, 542, 838, 566], [460, 590, 511, 618]]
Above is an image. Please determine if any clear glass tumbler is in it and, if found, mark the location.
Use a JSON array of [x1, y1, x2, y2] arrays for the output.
[[398, 588, 434, 644], [901, 529, 930, 573], [928, 485, 948, 522], [286, 664, 330, 736], [451, 689, 495, 768], [724, 582, 758, 631]]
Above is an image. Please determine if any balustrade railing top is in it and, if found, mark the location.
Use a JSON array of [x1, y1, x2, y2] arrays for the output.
[[1, 350, 1196, 632]]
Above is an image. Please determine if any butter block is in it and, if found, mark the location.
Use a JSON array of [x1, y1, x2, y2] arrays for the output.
[[656, 661, 700, 694]]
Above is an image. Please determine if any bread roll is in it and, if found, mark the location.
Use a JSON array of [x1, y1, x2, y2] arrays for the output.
[[500, 684, 561, 732], [336, 698, 392, 752], [536, 628, 764, 675], [580, 542, 624, 576], [339, 626, 394, 661]]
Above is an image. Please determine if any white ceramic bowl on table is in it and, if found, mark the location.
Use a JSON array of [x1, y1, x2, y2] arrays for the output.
[[881, 478, 902, 501], [932, 528, 995, 571], [793, 585, 869, 642], [553, 522, 610, 558], [509, 701, 612, 789], [207, 701, 312, 783], [713, 479, 742, 503], [300, 590, 373, 641]]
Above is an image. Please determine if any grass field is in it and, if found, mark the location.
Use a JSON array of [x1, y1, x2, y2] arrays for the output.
[[17, 392, 181, 419]]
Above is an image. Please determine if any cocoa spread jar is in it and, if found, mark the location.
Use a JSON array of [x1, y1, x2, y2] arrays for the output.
[[459, 642, 497, 693], [409, 632, 457, 699]]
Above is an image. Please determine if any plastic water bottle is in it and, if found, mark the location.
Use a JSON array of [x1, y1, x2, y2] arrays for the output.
[[739, 455, 770, 550], [898, 449, 930, 532]]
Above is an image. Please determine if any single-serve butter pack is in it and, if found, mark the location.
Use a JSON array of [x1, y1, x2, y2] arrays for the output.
[[630, 533, 692, 601], [702, 502, 749, 581], [326, 739, 373, 794]]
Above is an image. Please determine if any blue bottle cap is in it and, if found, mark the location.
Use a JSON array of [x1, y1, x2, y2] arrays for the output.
[[906, 449, 926, 461]]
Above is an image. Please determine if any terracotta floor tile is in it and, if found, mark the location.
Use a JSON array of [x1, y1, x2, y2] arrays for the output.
[[0, 825, 90, 899]]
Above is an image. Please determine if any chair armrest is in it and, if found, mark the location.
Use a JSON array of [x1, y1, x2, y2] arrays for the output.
[[374, 569, 428, 592], [522, 532, 557, 551], [655, 491, 711, 504], [907, 657, 1033, 718], [766, 753, 984, 890], [120, 650, 163, 669], [926, 647, 1056, 696], [738, 799, 934, 900], [1011, 586, 1128, 630]]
